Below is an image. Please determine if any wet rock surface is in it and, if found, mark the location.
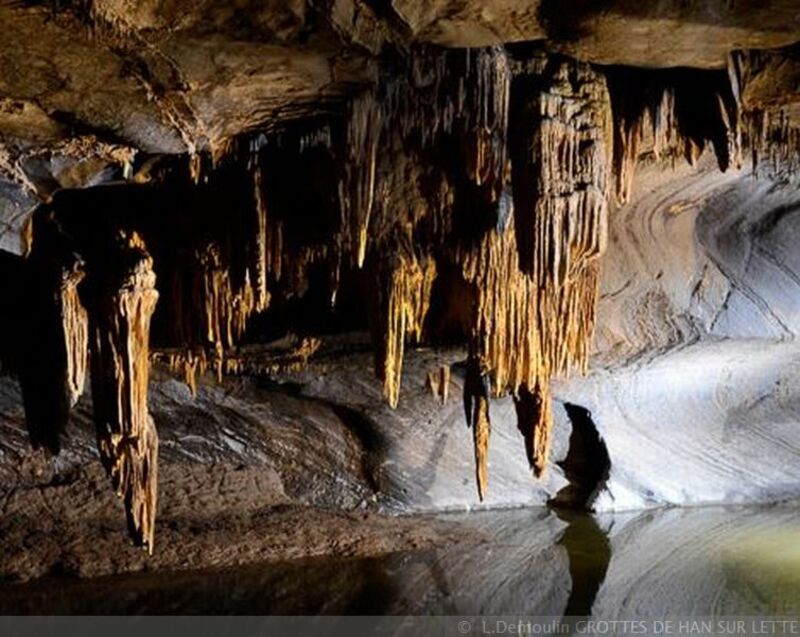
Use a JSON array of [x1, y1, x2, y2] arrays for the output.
[[1, 504, 799, 615]]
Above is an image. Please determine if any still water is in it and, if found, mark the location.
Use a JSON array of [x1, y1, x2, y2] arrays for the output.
[[1, 504, 799, 615]]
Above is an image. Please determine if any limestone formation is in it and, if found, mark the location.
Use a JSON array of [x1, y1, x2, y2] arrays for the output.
[[0, 0, 799, 555], [427, 365, 451, 404], [84, 231, 159, 552], [19, 221, 89, 455]]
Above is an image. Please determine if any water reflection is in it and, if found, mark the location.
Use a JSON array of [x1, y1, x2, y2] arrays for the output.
[[556, 509, 611, 620], [1, 504, 799, 615]]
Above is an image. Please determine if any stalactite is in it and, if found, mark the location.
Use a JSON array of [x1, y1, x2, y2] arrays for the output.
[[609, 79, 678, 205], [335, 46, 513, 419], [453, 56, 610, 487], [514, 382, 552, 478], [374, 254, 436, 408], [20, 218, 89, 455], [741, 108, 800, 180], [85, 231, 159, 552], [220, 336, 321, 376], [607, 68, 744, 205], [153, 336, 320, 391], [463, 47, 511, 197], [511, 58, 610, 282], [464, 357, 491, 501], [336, 45, 510, 276], [461, 222, 539, 397], [251, 165, 270, 313], [153, 349, 207, 396], [460, 215, 602, 482], [60, 258, 88, 407], [194, 242, 255, 354], [340, 90, 381, 268]]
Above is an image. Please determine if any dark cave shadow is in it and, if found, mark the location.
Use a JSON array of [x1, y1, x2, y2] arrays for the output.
[[549, 402, 612, 626], [555, 509, 612, 628], [550, 402, 611, 510], [0, 553, 400, 615]]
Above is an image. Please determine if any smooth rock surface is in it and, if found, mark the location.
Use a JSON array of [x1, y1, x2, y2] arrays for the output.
[[552, 156, 800, 511]]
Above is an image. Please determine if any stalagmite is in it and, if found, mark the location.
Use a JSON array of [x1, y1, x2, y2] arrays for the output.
[[426, 365, 451, 404], [85, 231, 159, 552]]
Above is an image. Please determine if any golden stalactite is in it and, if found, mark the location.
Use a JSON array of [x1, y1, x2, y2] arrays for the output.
[[375, 253, 437, 408], [464, 46, 511, 197], [459, 219, 600, 481], [457, 57, 610, 487], [251, 165, 271, 313], [220, 336, 321, 377], [153, 336, 321, 394], [464, 358, 491, 500], [461, 223, 541, 398], [340, 90, 381, 269], [514, 382, 552, 478], [512, 58, 611, 283], [612, 86, 678, 206], [86, 230, 159, 553], [195, 243, 255, 354], [60, 259, 88, 407], [154, 349, 208, 397], [607, 67, 746, 206]]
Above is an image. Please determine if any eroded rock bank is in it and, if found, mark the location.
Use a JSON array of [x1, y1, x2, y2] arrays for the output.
[[0, 362, 482, 581]]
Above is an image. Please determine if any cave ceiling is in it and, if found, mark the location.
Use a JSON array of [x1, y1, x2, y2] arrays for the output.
[[0, 1, 799, 217]]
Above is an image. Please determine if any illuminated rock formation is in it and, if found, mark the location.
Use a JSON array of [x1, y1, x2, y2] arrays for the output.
[[83, 231, 159, 552], [0, 0, 799, 557], [374, 253, 437, 408]]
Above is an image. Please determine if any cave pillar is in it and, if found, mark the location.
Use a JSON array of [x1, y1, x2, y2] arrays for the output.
[[19, 215, 88, 455], [83, 230, 159, 553]]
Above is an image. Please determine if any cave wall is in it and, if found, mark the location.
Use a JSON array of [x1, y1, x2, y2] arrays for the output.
[[554, 156, 800, 510]]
